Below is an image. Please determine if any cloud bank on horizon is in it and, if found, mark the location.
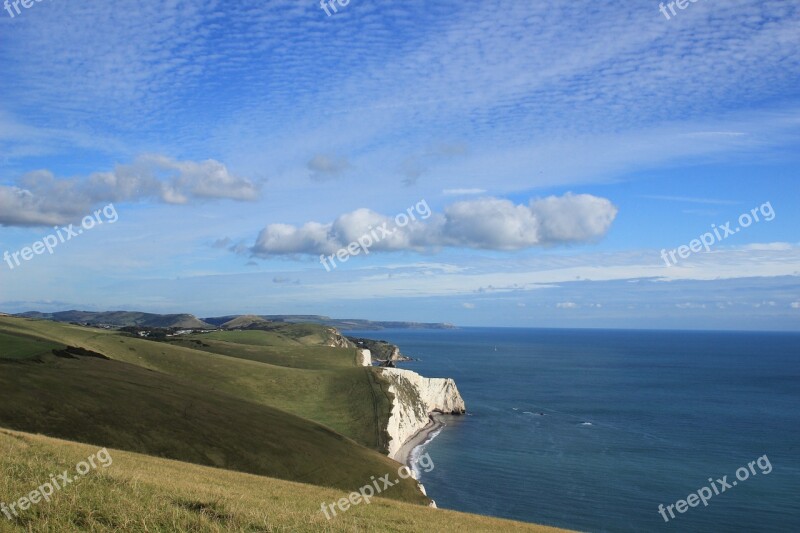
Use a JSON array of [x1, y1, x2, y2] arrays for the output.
[[0, 0, 798, 328]]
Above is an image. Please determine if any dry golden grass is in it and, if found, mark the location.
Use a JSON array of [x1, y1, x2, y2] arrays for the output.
[[0, 429, 572, 533]]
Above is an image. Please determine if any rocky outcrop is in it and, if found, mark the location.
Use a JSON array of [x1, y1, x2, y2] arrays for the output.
[[358, 349, 372, 367], [379, 368, 466, 460], [325, 328, 356, 348], [347, 337, 412, 363]]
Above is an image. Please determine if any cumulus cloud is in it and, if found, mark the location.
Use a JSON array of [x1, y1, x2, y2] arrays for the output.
[[0, 185, 73, 226], [250, 193, 617, 257], [0, 155, 259, 227]]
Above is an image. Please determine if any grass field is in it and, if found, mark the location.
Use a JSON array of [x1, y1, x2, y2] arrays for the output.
[[167, 336, 358, 370], [0, 332, 61, 360], [0, 429, 571, 532], [199, 325, 340, 347], [0, 317, 417, 504], [0, 318, 389, 449]]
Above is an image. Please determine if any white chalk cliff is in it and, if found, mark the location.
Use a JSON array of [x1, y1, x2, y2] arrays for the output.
[[379, 367, 466, 460], [358, 349, 372, 367]]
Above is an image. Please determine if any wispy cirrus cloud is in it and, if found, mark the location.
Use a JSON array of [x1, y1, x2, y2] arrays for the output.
[[443, 188, 487, 196], [641, 195, 741, 205]]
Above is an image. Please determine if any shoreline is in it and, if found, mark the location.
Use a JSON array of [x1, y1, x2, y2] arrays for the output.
[[394, 413, 446, 469]]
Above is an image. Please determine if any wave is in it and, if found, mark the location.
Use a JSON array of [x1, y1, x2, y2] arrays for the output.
[[410, 424, 445, 479]]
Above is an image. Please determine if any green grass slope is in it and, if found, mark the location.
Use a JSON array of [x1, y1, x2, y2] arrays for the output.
[[0, 332, 60, 360], [218, 315, 271, 329], [0, 318, 423, 504], [0, 318, 389, 451], [0, 429, 571, 532], [166, 330, 392, 450]]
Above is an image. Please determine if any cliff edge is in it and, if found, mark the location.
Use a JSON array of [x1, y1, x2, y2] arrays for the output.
[[379, 367, 466, 460], [348, 337, 412, 363]]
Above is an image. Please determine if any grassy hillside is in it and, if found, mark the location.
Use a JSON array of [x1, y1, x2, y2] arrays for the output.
[[218, 315, 271, 329], [0, 429, 570, 532], [0, 331, 60, 360], [0, 317, 419, 504], [198, 326, 339, 347], [0, 319, 389, 450]]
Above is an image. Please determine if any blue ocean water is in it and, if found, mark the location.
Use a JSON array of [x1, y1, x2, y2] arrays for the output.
[[351, 328, 800, 532]]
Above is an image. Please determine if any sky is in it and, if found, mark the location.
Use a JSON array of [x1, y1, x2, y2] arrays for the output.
[[0, 0, 798, 330]]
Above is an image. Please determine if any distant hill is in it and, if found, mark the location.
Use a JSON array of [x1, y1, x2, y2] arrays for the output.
[[15, 310, 455, 331], [219, 314, 272, 329], [17, 310, 215, 329], [207, 314, 456, 331]]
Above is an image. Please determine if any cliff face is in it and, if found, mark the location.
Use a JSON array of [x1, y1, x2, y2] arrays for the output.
[[358, 349, 372, 367], [347, 337, 411, 362], [379, 368, 466, 460]]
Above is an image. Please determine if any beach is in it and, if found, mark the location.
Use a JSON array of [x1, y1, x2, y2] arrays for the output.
[[395, 413, 446, 470]]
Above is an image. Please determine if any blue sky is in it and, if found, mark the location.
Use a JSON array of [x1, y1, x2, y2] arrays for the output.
[[1, 0, 798, 329]]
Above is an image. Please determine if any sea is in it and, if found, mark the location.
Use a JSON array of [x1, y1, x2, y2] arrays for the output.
[[349, 327, 800, 533]]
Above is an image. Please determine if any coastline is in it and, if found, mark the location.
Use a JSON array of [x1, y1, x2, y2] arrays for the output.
[[394, 413, 446, 469]]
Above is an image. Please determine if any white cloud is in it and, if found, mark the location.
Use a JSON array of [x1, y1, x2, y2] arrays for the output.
[[0, 186, 72, 226], [250, 193, 617, 257], [252, 222, 335, 255], [462, 303, 476, 309], [556, 302, 579, 309], [0, 155, 259, 227], [791, 302, 800, 309]]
